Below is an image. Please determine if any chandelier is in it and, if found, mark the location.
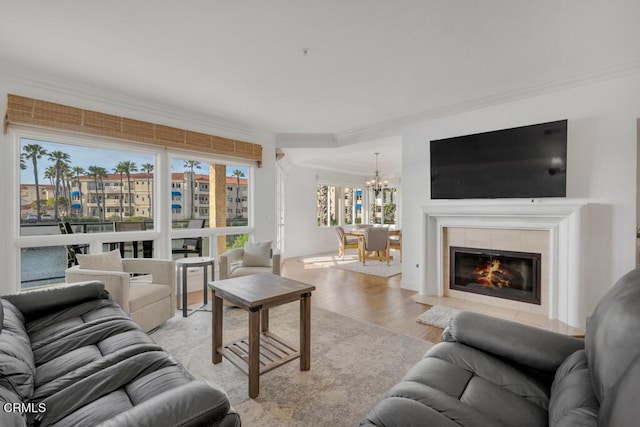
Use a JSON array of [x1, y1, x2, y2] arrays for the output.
[[366, 152, 388, 196]]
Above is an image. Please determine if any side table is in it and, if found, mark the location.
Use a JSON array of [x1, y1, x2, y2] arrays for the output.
[[208, 273, 316, 398], [175, 256, 214, 317]]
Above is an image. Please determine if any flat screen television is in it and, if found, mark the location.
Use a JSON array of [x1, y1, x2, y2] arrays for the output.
[[430, 120, 567, 199]]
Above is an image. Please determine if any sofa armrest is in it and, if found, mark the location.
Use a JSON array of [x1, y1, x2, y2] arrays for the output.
[[219, 248, 244, 280], [3, 281, 108, 320], [95, 380, 235, 427], [66, 267, 132, 313], [122, 259, 174, 287], [442, 311, 584, 374]]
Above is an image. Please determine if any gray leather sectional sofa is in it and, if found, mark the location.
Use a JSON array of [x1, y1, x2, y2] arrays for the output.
[[0, 281, 239, 427], [362, 267, 640, 426]]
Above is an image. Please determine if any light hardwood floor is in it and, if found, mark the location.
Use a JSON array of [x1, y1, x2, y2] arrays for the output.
[[189, 253, 443, 343]]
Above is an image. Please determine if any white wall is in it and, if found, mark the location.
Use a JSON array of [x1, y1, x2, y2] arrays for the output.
[[0, 77, 278, 295], [283, 165, 365, 258], [399, 73, 640, 314]]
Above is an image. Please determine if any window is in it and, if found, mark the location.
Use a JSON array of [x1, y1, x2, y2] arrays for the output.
[[19, 136, 155, 288], [20, 137, 154, 231], [316, 184, 337, 226], [368, 187, 397, 225], [170, 157, 250, 227], [14, 128, 256, 292], [343, 187, 363, 225]]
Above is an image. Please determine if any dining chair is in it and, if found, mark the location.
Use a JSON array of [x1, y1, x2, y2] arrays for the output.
[[336, 226, 358, 257], [359, 227, 391, 265]]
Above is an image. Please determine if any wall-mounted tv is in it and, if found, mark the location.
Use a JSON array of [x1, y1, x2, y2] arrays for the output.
[[430, 120, 567, 199]]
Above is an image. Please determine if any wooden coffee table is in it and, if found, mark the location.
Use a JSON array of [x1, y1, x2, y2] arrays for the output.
[[208, 273, 316, 398]]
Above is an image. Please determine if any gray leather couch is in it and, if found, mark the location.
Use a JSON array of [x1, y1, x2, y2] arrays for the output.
[[362, 267, 640, 426], [0, 281, 240, 427]]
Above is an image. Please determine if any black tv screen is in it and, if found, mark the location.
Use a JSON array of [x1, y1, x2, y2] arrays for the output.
[[430, 120, 567, 199]]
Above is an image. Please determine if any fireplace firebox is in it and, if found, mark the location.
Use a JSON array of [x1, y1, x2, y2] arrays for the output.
[[450, 246, 541, 305]]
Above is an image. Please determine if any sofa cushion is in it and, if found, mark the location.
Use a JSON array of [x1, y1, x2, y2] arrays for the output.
[[76, 250, 124, 272], [242, 241, 272, 267], [585, 267, 640, 403], [365, 341, 550, 427], [230, 265, 272, 278], [128, 283, 171, 313], [548, 350, 598, 426], [598, 351, 640, 426], [0, 300, 35, 402]]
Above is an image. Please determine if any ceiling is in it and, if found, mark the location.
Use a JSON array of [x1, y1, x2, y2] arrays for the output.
[[283, 137, 402, 177], [2, 1, 640, 175]]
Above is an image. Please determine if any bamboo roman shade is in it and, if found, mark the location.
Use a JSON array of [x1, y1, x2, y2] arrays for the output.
[[5, 94, 262, 164]]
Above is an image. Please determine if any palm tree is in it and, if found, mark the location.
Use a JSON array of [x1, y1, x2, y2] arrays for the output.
[[141, 163, 153, 218], [20, 153, 27, 171], [231, 169, 245, 219], [113, 163, 126, 220], [121, 161, 138, 218], [183, 160, 201, 219], [43, 166, 56, 187], [48, 150, 71, 220], [23, 144, 48, 220], [62, 167, 75, 218], [72, 166, 85, 217], [87, 166, 107, 221]]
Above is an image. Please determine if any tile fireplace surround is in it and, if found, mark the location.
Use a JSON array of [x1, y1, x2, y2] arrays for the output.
[[418, 202, 588, 328]]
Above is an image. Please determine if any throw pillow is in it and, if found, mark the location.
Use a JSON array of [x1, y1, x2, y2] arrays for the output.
[[242, 241, 272, 267], [76, 249, 124, 272]]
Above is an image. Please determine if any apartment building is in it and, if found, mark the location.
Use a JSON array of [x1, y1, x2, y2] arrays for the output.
[[21, 173, 248, 224]]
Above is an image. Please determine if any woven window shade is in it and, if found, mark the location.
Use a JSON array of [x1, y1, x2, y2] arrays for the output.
[[5, 94, 263, 165]]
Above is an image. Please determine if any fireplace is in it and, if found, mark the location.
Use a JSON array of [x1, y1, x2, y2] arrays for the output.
[[450, 246, 541, 305]]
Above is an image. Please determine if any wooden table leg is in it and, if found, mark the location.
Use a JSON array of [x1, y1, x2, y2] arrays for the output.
[[248, 308, 260, 398], [300, 293, 311, 371], [261, 308, 269, 333], [212, 293, 223, 364]]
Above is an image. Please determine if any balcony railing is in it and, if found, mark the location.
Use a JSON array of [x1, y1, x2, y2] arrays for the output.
[[19, 219, 250, 289]]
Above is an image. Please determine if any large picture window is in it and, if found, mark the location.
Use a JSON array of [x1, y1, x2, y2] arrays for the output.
[[19, 137, 155, 288], [20, 138, 155, 231], [15, 132, 255, 291]]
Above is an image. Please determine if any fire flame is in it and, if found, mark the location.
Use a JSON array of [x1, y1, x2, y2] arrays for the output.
[[473, 259, 511, 289]]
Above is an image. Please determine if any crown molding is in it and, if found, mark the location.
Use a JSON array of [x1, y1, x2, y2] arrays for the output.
[[334, 59, 640, 142], [0, 63, 274, 143]]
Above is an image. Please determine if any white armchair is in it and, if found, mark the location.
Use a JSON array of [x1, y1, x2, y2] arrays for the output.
[[65, 251, 175, 332], [219, 242, 281, 280]]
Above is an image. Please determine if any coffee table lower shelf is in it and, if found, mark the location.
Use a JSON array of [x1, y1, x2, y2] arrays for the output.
[[218, 331, 300, 375]]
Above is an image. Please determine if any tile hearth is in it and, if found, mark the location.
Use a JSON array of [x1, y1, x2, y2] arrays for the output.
[[412, 294, 584, 336]]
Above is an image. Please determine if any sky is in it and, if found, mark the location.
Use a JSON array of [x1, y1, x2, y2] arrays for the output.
[[20, 138, 248, 184]]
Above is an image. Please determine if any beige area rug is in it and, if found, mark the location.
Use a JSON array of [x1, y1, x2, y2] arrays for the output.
[[416, 305, 462, 329], [301, 254, 402, 278], [151, 305, 430, 426]]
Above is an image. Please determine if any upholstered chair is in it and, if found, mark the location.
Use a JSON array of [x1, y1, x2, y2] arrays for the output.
[[65, 250, 174, 332], [359, 227, 391, 265], [219, 241, 281, 280], [336, 226, 359, 257]]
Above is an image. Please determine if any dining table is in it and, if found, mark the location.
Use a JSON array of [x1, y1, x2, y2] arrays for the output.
[[345, 227, 401, 261]]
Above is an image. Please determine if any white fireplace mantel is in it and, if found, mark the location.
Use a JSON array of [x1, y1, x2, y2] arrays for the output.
[[419, 201, 588, 327]]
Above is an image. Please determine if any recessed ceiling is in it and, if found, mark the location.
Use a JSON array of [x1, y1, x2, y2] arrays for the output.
[[1, 1, 639, 136], [283, 137, 402, 177]]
